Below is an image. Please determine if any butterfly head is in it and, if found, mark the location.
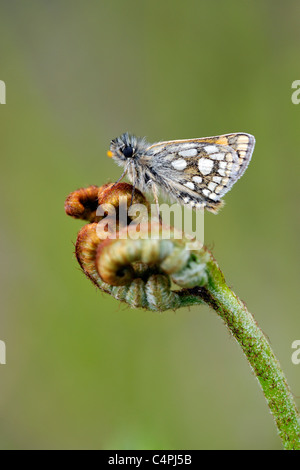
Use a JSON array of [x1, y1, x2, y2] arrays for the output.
[[107, 133, 148, 164]]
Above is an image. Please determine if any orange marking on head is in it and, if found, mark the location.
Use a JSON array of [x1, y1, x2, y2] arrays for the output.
[[107, 150, 113, 158]]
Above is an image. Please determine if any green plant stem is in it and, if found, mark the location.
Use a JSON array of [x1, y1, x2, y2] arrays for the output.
[[191, 256, 300, 450]]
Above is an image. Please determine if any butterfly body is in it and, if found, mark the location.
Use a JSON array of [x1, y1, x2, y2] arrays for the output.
[[108, 132, 255, 213]]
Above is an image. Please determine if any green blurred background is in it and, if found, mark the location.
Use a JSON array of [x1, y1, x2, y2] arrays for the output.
[[0, 0, 299, 450]]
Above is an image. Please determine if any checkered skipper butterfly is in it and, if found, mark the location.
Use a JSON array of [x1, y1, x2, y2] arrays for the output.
[[107, 132, 255, 213]]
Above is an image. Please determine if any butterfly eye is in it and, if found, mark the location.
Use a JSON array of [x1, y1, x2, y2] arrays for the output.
[[122, 145, 134, 158]]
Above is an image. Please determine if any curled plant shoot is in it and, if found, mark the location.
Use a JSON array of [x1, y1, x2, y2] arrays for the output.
[[65, 182, 300, 449]]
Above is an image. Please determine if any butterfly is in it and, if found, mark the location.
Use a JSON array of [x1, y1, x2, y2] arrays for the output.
[[107, 132, 255, 213]]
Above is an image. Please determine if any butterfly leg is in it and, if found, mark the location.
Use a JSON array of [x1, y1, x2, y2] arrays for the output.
[[150, 181, 160, 221], [112, 167, 128, 187], [130, 184, 136, 207]]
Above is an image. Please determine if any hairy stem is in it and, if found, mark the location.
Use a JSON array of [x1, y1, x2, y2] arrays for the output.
[[194, 257, 300, 450]]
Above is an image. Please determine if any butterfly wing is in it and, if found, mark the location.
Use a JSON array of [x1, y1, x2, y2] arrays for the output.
[[145, 133, 255, 212]]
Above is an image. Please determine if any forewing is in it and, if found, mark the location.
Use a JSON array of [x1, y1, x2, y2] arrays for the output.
[[146, 133, 255, 207]]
